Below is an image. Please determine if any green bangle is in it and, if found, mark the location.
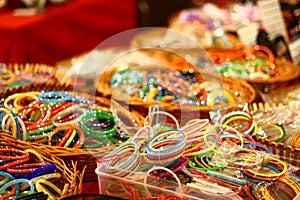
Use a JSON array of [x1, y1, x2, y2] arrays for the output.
[[81, 110, 117, 138], [64, 129, 77, 148], [27, 125, 54, 135], [25, 132, 52, 141], [0, 177, 9, 186], [188, 153, 224, 171]]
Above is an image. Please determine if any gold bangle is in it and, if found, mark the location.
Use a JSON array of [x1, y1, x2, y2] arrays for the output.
[[35, 178, 63, 200]]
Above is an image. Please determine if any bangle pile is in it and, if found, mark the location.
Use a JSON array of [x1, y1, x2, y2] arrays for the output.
[[0, 146, 67, 199], [1, 91, 129, 148], [97, 108, 300, 199]]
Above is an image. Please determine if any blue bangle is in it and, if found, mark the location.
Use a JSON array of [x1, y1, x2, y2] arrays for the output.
[[24, 164, 56, 179], [0, 178, 34, 196], [38, 91, 73, 103], [0, 171, 19, 194], [243, 143, 273, 155], [0, 110, 21, 139]]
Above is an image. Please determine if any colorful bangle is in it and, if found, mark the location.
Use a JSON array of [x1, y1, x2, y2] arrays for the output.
[[0, 178, 34, 197], [245, 156, 287, 180], [24, 163, 56, 180], [35, 178, 63, 200], [103, 141, 141, 177], [259, 123, 286, 143], [224, 149, 264, 169], [80, 110, 117, 141], [50, 104, 87, 126], [146, 130, 186, 165], [0, 108, 20, 138], [48, 124, 74, 147], [38, 91, 73, 103]]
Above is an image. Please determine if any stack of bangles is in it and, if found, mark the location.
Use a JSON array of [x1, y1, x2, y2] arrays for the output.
[[1, 91, 131, 148], [0, 147, 68, 199], [96, 108, 300, 200]]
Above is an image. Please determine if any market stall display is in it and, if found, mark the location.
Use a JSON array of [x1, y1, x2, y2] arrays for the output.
[[0, 83, 145, 181]]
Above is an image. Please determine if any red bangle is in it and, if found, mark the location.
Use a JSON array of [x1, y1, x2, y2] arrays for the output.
[[2, 184, 17, 199], [6, 163, 45, 174], [50, 102, 74, 118]]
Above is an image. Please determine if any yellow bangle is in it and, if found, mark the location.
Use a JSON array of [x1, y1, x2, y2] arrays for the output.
[[247, 156, 287, 178], [13, 92, 40, 110], [21, 173, 61, 191], [35, 178, 63, 200], [24, 149, 45, 164]]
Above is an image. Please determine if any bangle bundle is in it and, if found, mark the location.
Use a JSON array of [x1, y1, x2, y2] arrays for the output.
[[96, 107, 300, 200], [0, 145, 69, 199], [1, 91, 127, 148]]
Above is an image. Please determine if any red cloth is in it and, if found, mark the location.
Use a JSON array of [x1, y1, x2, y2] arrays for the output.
[[0, 0, 137, 65]]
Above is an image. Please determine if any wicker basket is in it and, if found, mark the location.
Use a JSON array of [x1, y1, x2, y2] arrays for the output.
[[0, 133, 83, 198], [205, 46, 300, 93], [0, 83, 145, 181], [96, 64, 256, 125], [0, 63, 72, 90], [248, 102, 300, 167]]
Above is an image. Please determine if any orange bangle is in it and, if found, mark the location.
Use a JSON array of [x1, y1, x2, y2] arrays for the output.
[[48, 124, 74, 147]]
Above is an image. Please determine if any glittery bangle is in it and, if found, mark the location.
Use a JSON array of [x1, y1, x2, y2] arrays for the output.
[[38, 91, 73, 103]]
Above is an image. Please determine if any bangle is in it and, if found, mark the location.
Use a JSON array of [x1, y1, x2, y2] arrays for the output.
[[145, 130, 186, 165], [50, 104, 87, 126], [103, 141, 141, 177], [24, 163, 56, 180], [0, 178, 34, 197], [0, 148, 29, 170], [243, 143, 273, 155], [224, 149, 264, 169], [20, 173, 61, 191], [245, 156, 287, 180], [35, 178, 63, 199], [6, 163, 45, 174], [4, 92, 40, 111], [24, 149, 45, 164], [63, 129, 77, 148], [181, 119, 210, 144], [258, 123, 286, 143], [50, 102, 74, 118], [145, 166, 183, 197], [206, 170, 246, 186], [80, 110, 117, 141], [48, 124, 74, 147], [0, 108, 20, 138], [0, 171, 19, 195], [38, 91, 73, 103], [145, 110, 179, 133]]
